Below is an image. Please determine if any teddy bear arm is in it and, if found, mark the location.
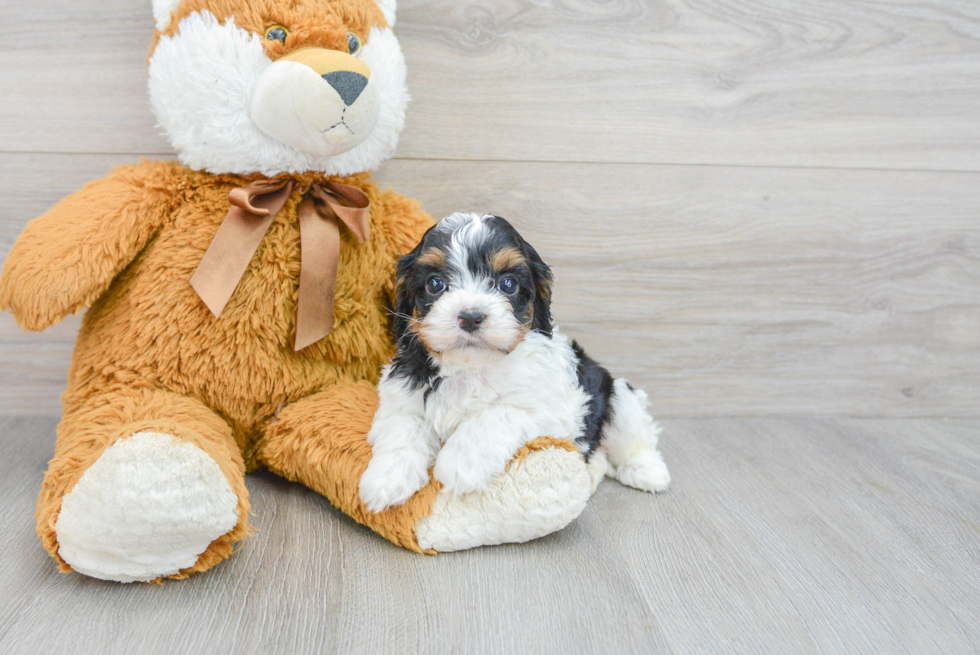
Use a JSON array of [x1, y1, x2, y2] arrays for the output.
[[380, 191, 435, 253], [0, 165, 176, 331]]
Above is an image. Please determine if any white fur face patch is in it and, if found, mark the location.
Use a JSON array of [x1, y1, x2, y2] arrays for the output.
[[421, 289, 522, 368], [148, 11, 408, 176], [430, 216, 512, 359]]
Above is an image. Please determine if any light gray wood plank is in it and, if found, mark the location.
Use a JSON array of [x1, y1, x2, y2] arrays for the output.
[[332, 511, 671, 654], [1, 154, 978, 418], [1, 418, 978, 654], [387, 160, 980, 418], [0, 0, 171, 155], [397, 0, 980, 171], [593, 418, 980, 654], [2, 0, 980, 171]]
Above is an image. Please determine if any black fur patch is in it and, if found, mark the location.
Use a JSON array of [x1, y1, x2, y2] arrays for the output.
[[523, 239, 554, 337], [388, 225, 442, 391], [485, 216, 553, 336], [571, 340, 616, 460]]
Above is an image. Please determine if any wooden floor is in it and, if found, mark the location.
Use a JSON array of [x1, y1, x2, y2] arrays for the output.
[[1, 417, 978, 654], [1, 0, 980, 652]]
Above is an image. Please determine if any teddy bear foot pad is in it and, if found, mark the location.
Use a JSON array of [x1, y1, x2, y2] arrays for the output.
[[54, 432, 239, 583], [415, 445, 592, 552]]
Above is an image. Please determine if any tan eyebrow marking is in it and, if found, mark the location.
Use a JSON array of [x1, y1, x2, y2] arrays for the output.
[[417, 247, 446, 268], [490, 247, 526, 272]]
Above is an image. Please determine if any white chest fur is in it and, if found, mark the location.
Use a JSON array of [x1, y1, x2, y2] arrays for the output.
[[425, 330, 590, 443], [361, 329, 594, 511]]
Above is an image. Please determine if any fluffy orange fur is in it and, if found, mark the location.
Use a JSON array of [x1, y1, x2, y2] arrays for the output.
[[0, 161, 436, 575], [151, 0, 387, 59]]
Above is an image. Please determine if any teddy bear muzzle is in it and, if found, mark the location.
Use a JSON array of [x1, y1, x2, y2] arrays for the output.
[[250, 47, 380, 157]]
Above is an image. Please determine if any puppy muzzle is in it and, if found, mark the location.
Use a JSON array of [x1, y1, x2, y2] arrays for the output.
[[249, 47, 380, 156], [420, 291, 523, 359]]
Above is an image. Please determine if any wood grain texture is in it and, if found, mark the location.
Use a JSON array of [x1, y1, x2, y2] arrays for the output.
[[1, 153, 977, 417], [0, 417, 977, 654], [2, 0, 980, 170], [2, 1, 978, 652]]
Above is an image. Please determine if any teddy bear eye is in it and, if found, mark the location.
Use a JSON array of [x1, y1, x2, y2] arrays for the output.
[[265, 25, 289, 44], [347, 32, 362, 55]]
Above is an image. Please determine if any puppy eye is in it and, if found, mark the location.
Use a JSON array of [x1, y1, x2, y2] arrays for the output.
[[426, 276, 446, 295], [497, 277, 519, 295], [347, 32, 362, 55], [265, 25, 289, 44]]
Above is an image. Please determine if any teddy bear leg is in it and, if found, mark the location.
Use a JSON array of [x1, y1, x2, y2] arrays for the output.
[[258, 382, 592, 552], [413, 437, 593, 552], [37, 387, 249, 582]]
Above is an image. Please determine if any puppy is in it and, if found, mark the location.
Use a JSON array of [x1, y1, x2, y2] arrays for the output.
[[359, 213, 670, 513]]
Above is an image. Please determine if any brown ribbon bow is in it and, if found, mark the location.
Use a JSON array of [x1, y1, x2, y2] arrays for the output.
[[190, 178, 370, 351]]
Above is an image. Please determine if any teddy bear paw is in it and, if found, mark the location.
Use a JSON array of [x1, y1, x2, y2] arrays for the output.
[[414, 444, 591, 552], [54, 432, 239, 583]]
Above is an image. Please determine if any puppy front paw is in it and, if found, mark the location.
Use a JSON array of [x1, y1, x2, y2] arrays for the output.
[[359, 452, 429, 513], [433, 442, 507, 496]]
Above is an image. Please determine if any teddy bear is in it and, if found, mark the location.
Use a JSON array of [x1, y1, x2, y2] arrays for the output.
[[0, 0, 595, 583]]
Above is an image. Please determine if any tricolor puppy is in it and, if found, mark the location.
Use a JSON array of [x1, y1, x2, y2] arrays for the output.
[[359, 213, 670, 513]]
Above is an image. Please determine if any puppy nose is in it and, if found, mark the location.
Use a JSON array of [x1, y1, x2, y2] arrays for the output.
[[322, 71, 368, 106], [457, 310, 485, 333]]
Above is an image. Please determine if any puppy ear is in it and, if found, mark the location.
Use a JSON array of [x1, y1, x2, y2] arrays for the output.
[[523, 241, 554, 337], [391, 236, 426, 344]]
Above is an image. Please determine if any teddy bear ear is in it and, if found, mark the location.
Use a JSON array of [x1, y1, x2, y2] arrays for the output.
[[376, 0, 397, 27], [151, 0, 182, 31]]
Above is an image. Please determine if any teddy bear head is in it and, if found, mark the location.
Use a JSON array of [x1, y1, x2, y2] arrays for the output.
[[148, 0, 405, 177]]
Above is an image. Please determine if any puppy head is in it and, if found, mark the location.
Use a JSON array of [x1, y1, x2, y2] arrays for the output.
[[394, 213, 553, 369], [147, 0, 406, 176]]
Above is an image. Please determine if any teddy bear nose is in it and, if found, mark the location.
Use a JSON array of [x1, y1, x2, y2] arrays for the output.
[[322, 71, 369, 106]]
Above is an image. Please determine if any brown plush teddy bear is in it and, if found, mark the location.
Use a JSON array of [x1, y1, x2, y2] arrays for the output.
[[0, 0, 593, 583]]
